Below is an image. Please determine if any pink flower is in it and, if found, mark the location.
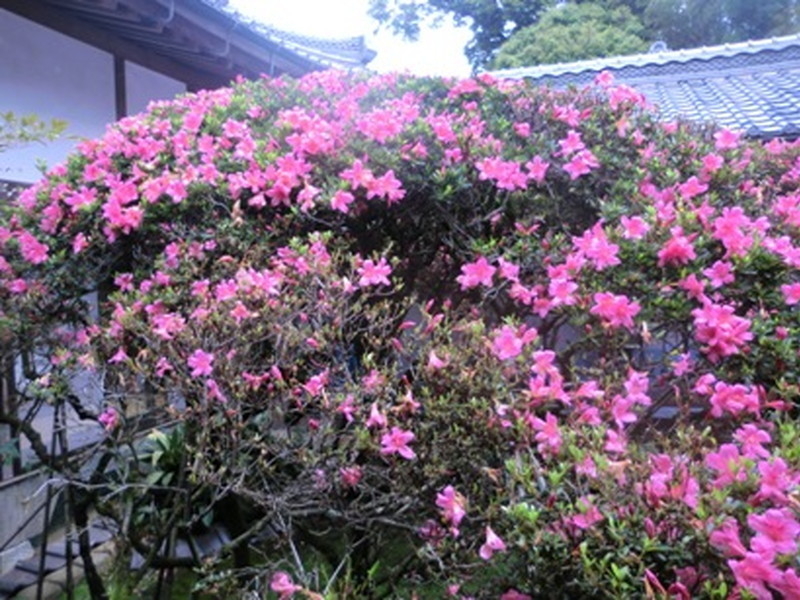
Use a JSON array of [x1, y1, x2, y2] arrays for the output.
[[703, 260, 735, 288], [366, 402, 387, 429], [748, 508, 800, 559], [330, 189, 354, 213], [357, 257, 392, 287], [500, 590, 532, 600], [490, 324, 536, 360], [436, 485, 466, 534], [709, 518, 747, 558], [380, 427, 416, 460], [187, 349, 214, 377], [558, 130, 585, 155], [478, 526, 507, 560], [708, 381, 760, 418], [756, 458, 794, 504], [620, 215, 650, 240], [705, 443, 747, 488], [573, 222, 620, 270], [270, 571, 301, 599], [774, 569, 800, 600], [714, 128, 741, 151], [339, 466, 362, 488], [657, 227, 696, 267], [692, 301, 752, 362], [677, 176, 708, 200], [456, 256, 495, 289], [590, 292, 641, 331], [728, 552, 780, 600], [734, 424, 771, 459], [530, 412, 562, 456], [98, 407, 119, 431], [17, 231, 49, 264], [781, 282, 800, 305], [563, 149, 599, 180], [476, 156, 527, 191], [525, 155, 549, 184], [427, 350, 449, 370]]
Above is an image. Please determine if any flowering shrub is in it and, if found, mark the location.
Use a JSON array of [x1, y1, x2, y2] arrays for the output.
[[2, 69, 800, 598]]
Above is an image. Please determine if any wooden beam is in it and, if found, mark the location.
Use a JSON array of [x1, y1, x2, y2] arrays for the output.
[[1, 0, 227, 89], [114, 55, 127, 119]]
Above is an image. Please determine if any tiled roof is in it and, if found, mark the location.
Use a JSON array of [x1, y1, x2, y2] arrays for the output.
[[489, 34, 800, 139], [2, 0, 376, 89], [198, 0, 377, 70]]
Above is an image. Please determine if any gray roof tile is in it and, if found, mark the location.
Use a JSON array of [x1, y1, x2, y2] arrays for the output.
[[489, 33, 800, 139]]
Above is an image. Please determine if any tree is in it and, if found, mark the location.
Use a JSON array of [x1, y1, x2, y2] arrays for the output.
[[644, 0, 800, 50], [368, 0, 557, 69], [492, 3, 648, 69]]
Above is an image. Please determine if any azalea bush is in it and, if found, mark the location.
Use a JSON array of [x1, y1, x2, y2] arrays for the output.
[[2, 69, 800, 599]]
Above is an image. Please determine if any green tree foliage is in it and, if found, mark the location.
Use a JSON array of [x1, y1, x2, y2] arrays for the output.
[[368, 0, 558, 69], [370, 0, 800, 70], [492, 3, 648, 69], [0, 112, 66, 155], [644, 0, 800, 50]]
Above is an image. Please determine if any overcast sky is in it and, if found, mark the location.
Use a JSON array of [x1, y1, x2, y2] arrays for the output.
[[228, 0, 473, 77]]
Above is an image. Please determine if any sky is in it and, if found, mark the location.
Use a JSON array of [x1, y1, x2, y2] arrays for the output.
[[228, 0, 473, 77]]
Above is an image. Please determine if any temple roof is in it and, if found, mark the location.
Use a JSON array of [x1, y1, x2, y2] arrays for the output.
[[489, 34, 800, 139]]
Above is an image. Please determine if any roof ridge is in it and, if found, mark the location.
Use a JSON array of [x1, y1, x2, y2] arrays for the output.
[[488, 32, 800, 79]]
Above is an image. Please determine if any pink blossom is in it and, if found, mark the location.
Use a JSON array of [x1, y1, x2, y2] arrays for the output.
[[748, 508, 800, 559], [525, 155, 549, 184], [436, 485, 466, 534], [563, 149, 599, 180], [558, 130, 585, 155], [756, 458, 794, 504], [590, 292, 641, 331], [708, 381, 760, 418], [366, 402, 387, 429], [478, 526, 507, 560], [17, 231, 49, 264], [573, 222, 620, 270], [709, 518, 747, 558], [774, 569, 800, 600], [365, 169, 405, 203], [781, 282, 800, 305], [703, 260, 735, 288], [619, 215, 650, 240], [714, 128, 741, 151], [500, 590, 532, 600], [657, 227, 696, 267], [705, 443, 747, 488], [456, 256, 495, 289], [427, 350, 449, 370], [98, 407, 119, 431], [692, 301, 752, 362], [357, 257, 392, 287], [548, 277, 578, 307], [270, 571, 301, 599], [187, 349, 214, 377], [330, 189, 354, 213], [728, 552, 780, 600], [476, 156, 527, 191], [734, 424, 771, 459], [531, 412, 562, 457], [339, 466, 362, 488], [380, 427, 416, 460], [677, 176, 708, 200]]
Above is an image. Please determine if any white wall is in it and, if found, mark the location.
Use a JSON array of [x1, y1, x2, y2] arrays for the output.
[[0, 8, 115, 183], [126, 60, 186, 116], [0, 8, 188, 184]]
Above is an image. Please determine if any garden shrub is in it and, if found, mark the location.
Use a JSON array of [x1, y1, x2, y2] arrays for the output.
[[2, 69, 800, 599]]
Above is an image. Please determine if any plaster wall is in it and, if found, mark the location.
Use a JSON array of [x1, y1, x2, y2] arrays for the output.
[[0, 8, 115, 183], [0, 9, 187, 184]]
